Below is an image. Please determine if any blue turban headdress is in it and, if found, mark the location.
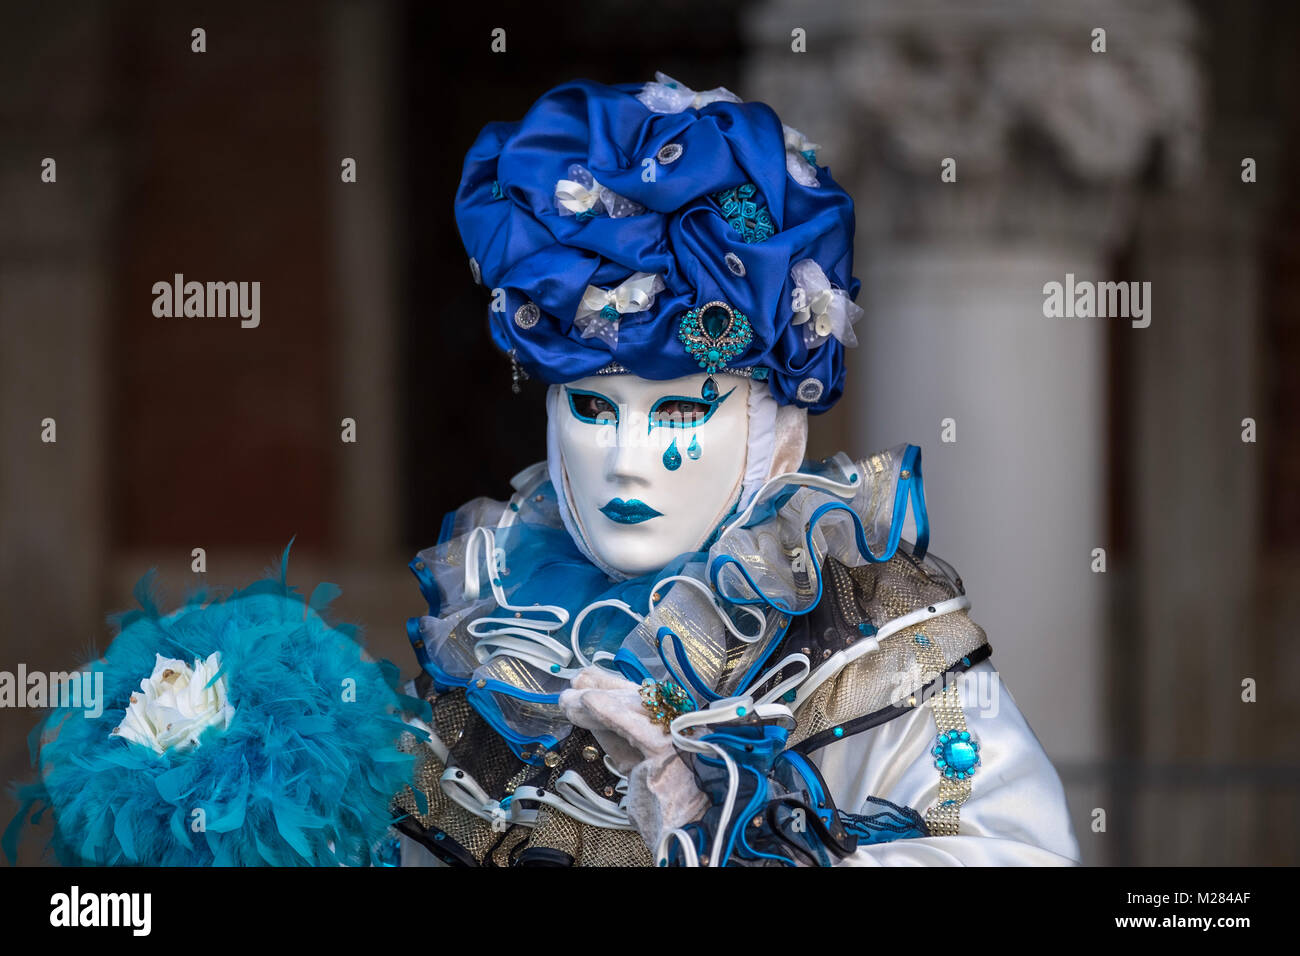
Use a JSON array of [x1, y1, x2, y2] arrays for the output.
[[454, 73, 862, 413]]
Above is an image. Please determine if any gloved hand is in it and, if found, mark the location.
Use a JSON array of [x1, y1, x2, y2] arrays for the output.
[[557, 666, 708, 852]]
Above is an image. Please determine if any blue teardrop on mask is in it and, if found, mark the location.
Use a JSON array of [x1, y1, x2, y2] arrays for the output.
[[663, 437, 682, 471]]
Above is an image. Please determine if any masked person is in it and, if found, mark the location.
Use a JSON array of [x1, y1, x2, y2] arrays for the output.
[[394, 74, 1080, 867]]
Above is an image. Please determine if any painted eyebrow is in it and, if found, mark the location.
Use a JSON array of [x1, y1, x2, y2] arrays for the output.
[[647, 386, 735, 431], [565, 386, 620, 425]]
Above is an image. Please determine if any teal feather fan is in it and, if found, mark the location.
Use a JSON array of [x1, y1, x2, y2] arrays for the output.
[[4, 543, 426, 866]]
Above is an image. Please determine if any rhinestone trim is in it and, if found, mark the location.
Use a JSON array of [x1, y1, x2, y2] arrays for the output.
[[796, 377, 824, 403], [514, 301, 541, 329], [593, 361, 763, 379], [656, 142, 683, 164]]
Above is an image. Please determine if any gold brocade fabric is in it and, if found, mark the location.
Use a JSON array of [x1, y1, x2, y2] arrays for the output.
[[526, 804, 655, 867]]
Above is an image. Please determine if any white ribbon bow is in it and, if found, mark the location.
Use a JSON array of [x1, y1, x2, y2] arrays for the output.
[[782, 124, 821, 188], [574, 272, 666, 348], [555, 172, 602, 217], [637, 71, 742, 114], [555, 164, 645, 220], [790, 259, 862, 349]]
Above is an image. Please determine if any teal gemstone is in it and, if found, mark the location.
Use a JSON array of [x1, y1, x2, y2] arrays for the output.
[[707, 348, 720, 363], [702, 376, 719, 401], [833, 726, 844, 737], [663, 436, 682, 471], [943, 739, 978, 773], [701, 305, 730, 337]]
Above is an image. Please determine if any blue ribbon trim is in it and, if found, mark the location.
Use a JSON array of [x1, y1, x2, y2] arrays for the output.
[[464, 680, 561, 763], [408, 555, 442, 616], [406, 616, 463, 693], [656, 626, 712, 706], [436, 508, 459, 546], [612, 648, 653, 684], [708, 444, 930, 613], [837, 796, 929, 845]]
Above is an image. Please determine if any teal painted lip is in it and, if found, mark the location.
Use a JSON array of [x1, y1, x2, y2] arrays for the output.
[[599, 498, 663, 524]]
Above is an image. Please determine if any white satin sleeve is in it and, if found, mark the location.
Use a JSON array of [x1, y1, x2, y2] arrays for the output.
[[807, 659, 1081, 866]]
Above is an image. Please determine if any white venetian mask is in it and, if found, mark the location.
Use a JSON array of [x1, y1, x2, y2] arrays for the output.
[[549, 372, 752, 577]]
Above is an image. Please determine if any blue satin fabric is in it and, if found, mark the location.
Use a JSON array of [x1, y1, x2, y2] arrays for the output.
[[455, 78, 859, 413]]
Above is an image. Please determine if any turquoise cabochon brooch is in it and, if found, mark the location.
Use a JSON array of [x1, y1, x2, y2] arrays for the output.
[[677, 300, 753, 375], [933, 729, 981, 780]]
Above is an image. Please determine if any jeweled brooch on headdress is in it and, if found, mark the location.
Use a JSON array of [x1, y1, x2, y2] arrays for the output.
[[677, 300, 753, 375]]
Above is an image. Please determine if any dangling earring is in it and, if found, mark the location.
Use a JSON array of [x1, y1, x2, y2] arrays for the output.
[[510, 349, 529, 394]]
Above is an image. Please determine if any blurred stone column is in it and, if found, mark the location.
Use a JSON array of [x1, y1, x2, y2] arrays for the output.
[[745, 0, 1201, 862], [1130, 189, 1260, 864], [1125, 0, 1284, 861]]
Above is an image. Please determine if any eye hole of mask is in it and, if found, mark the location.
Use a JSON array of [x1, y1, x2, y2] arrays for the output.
[[569, 391, 618, 423], [651, 399, 713, 427]]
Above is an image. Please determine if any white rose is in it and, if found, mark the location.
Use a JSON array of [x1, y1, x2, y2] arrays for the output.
[[112, 652, 235, 754]]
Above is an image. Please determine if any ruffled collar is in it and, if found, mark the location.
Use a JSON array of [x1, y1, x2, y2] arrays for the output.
[[405, 444, 929, 762]]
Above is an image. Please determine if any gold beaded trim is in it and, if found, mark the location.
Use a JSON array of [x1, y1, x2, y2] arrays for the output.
[[913, 634, 972, 836]]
